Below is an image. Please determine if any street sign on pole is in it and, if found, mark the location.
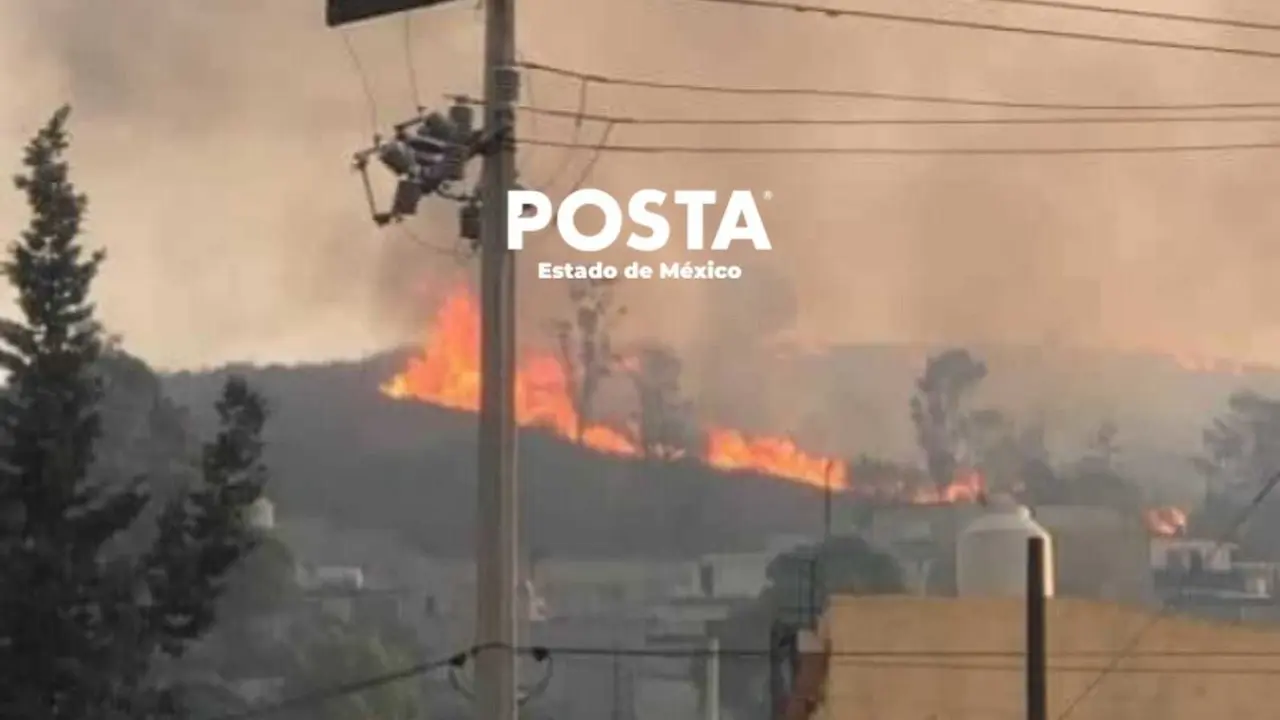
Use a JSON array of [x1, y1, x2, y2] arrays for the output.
[[326, 0, 457, 27]]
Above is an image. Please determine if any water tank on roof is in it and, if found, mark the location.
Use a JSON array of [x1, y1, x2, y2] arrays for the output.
[[246, 497, 275, 530], [956, 496, 1055, 598]]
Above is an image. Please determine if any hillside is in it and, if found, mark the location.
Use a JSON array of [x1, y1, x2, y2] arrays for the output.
[[161, 343, 1280, 558], [162, 351, 829, 558]]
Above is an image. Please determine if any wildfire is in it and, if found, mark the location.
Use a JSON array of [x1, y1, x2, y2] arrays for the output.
[[911, 468, 985, 504], [1145, 506, 1188, 537], [381, 285, 983, 499], [704, 429, 849, 490], [381, 290, 638, 454]]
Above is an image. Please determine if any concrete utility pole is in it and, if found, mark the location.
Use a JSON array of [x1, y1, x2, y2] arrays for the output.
[[324, 0, 521, 716], [474, 0, 521, 717], [705, 636, 721, 720]]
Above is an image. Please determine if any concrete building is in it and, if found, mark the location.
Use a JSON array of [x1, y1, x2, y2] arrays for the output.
[[793, 595, 1280, 720], [1151, 537, 1236, 574], [529, 557, 692, 617]]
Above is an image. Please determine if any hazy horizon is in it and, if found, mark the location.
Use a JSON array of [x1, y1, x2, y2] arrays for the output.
[[5, 0, 1280, 378]]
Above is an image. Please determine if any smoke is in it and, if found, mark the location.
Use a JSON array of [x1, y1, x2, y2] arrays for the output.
[[0, 0, 484, 368], [5, 0, 1280, 398]]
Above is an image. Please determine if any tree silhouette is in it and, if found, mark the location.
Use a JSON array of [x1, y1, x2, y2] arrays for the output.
[[550, 277, 625, 443], [0, 106, 273, 718], [910, 348, 987, 488]]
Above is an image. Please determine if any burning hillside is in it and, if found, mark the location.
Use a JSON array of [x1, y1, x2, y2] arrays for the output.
[[381, 285, 984, 502]]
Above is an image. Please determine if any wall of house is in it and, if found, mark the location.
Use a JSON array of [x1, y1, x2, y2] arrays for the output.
[[693, 553, 775, 599], [815, 596, 1280, 720], [531, 559, 693, 616]]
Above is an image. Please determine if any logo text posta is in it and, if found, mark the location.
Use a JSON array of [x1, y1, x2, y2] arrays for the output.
[[507, 189, 772, 253]]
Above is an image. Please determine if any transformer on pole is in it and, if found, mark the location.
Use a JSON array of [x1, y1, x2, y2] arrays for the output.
[[325, 1, 522, 718]]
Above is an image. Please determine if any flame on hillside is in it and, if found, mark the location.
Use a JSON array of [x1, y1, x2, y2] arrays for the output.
[[1145, 506, 1188, 537], [381, 286, 984, 500]]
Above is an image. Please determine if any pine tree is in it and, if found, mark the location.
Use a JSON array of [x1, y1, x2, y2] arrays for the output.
[[0, 106, 150, 719], [0, 107, 274, 720], [146, 376, 269, 658]]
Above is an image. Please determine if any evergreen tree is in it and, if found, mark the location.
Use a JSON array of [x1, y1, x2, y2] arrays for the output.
[[0, 105, 151, 720], [0, 107, 274, 719], [146, 376, 269, 658]]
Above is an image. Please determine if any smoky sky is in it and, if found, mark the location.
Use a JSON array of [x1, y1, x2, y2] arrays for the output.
[[4, 0, 1280, 375]]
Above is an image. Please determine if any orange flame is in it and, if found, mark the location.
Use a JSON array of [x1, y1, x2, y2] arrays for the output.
[[911, 468, 985, 504], [704, 429, 848, 490], [382, 285, 983, 500], [381, 290, 637, 453], [1145, 506, 1188, 537]]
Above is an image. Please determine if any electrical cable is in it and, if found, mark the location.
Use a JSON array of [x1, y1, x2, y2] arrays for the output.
[[519, 136, 1280, 156], [201, 645, 482, 720], [564, 121, 616, 192], [535, 77, 593, 191], [403, 12, 424, 112], [956, 0, 1280, 33], [394, 225, 474, 261], [1053, 468, 1280, 720], [526, 643, 1280, 660], [679, 0, 1280, 61], [195, 620, 1280, 720], [513, 104, 1280, 127], [516, 59, 1280, 112], [517, 49, 541, 167], [339, 30, 380, 138]]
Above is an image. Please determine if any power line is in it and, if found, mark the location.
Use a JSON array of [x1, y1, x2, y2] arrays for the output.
[[565, 121, 616, 192], [403, 12, 424, 112], [392, 225, 474, 261], [535, 77, 593, 191], [1054, 468, 1280, 720], [202, 646, 479, 720], [517, 59, 1280, 112], [199, 636, 1280, 720], [513, 104, 1280, 127], [520, 136, 1280, 156], [535, 644, 1280, 660], [956, 0, 1280, 34], [679, 0, 1280, 61], [339, 31, 380, 137]]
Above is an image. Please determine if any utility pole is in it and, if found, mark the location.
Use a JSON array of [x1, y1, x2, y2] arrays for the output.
[[611, 640, 621, 720], [822, 460, 833, 543], [326, 3, 520, 717], [1026, 536, 1048, 720], [704, 636, 721, 720], [474, 0, 520, 716]]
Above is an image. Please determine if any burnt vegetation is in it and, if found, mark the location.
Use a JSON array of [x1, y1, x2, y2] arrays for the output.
[[158, 339, 1280, 564]]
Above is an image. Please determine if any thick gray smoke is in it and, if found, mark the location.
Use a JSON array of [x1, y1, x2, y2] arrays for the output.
[[4, 0, 1280, 398], [0, 0, 485, 368]]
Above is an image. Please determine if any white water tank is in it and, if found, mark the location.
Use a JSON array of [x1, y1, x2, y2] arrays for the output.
[[956, 496, 1055, 598], [245, 497, 275, 530]]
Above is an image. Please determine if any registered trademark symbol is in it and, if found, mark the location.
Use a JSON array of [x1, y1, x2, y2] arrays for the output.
[[763, 191, 773, 200]]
